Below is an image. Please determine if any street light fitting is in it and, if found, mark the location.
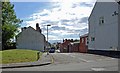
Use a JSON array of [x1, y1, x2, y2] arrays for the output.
[[47, 24, 51, 26]]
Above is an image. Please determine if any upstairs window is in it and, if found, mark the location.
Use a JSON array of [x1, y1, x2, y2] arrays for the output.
[[91, 37, 95, 42], [99, 16, 104, 25], [86, 37, 89, 45], [82, 38, 84, 43]]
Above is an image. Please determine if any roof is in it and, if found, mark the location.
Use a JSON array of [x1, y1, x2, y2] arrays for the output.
[[88, 0, 119, 20], [70, 42, 80, 44], [80, 33, 88, 38], [16, 26, 45, 38]]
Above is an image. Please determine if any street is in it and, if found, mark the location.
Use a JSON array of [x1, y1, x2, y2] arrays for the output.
[[2, 53, 118, 71]]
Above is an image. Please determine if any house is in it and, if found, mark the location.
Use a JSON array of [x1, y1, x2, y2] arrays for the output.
[[60, 39, 80, 53], [88, 1, 119, 51], [60, 39, 73, 53], [16, 23, 46, 51], [118, 2, 120, 52], [79, 34, 88, 53], [70, 42, 80, 53]]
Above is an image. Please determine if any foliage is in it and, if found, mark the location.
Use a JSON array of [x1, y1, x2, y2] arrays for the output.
[[2, 2, 22, 50], [0, 49, 43, 64]]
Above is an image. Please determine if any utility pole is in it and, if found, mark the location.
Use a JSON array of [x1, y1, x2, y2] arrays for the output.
[[46, 24, 51, 55]]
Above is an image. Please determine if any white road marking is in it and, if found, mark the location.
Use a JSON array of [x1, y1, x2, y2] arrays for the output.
[[78, 58, 91, 62], [111, 58, 115, 59], [91, 68, 105, 71], [70, 55, 75, 58]]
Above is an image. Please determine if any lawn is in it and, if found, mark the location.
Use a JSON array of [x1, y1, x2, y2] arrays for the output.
[[0, 49, 43, 64]]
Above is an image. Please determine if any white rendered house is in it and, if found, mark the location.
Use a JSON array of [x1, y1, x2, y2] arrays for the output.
[[16, 23, 46, 51], [88, 1, 119, 51]]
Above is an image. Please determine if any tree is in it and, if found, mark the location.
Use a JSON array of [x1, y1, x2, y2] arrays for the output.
[[2, 1, 22, 50]]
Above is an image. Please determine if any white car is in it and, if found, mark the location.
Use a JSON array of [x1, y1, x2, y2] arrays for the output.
[[55, 49, 60, 53]]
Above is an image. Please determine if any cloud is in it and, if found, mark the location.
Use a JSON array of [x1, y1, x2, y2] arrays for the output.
[[80, 2, 94, 7], [23, 1, 95, 43], [78, 17, 88, 24], [51, 26, 65, 30]]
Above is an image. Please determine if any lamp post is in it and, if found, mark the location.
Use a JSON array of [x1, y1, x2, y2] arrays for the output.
[[46, 24, 51, 55]]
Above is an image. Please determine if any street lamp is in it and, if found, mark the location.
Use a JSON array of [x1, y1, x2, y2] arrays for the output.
[[46, 24, 51, 55], [47, 24, 51, 43]]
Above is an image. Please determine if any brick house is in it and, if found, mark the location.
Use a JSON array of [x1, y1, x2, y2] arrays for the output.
[[70, 42, 80, 53], [60, 39, 80, 53], [60, 39, 72, 53], [79, 34, 88, 53]]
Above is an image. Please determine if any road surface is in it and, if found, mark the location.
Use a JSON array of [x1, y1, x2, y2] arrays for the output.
[[2, 53, 118, 71]]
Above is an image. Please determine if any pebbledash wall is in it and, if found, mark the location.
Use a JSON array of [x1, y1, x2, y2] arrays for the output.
[[118, 2, 120, 52], [16, 23, 46, 51], [88, 1, 119, 51]]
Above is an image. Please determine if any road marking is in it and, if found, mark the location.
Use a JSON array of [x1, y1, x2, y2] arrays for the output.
[[111, 58, 115, 59], [91, 68, 105, 71], [70, 55, 75, 58], [78, 58, 91, 62], [50, 55, 54, 64]]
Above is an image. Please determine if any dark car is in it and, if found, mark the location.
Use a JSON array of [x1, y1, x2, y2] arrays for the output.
[[49, 47, 55, 53]]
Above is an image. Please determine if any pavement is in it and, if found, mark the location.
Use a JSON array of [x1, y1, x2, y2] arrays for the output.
[[0, 53, 53, 69]]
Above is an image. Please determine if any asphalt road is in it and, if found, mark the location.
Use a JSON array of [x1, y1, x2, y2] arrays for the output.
[[2, 53, 118, 71]]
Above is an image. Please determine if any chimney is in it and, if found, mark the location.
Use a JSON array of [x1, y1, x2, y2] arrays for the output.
[[21, 27, 27, 31], [71, 39, 73, 42], [63, 39, 64, 42], [21, 28, 24, 31], [36, 23, 41, 33], [65, 39, 67, 42]]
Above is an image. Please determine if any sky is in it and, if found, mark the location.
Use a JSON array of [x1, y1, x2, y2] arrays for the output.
[[11, 0, 96, 43]]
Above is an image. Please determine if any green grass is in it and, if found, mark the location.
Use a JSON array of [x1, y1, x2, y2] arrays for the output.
[[0, 49, 43, 64]]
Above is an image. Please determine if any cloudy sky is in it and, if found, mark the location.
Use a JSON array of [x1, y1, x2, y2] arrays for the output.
[[11, 0, 96, 43]]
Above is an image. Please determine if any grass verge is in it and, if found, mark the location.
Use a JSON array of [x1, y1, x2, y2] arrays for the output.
[[0, 49, 43, 64]]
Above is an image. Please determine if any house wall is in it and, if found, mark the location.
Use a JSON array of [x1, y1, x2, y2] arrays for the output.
[[60, 42, 80, 53], [60, 41, 71, 53], [88, 2, 118, 51], [118, 3, 120, 51], [16, 27, 45, 51], [79, 36, 88, 53], [72, 43, 79, 52]]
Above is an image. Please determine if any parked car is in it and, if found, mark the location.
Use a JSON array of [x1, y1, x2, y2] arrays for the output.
[[49, 47, 55, 53], [55, 49, 60, 53]]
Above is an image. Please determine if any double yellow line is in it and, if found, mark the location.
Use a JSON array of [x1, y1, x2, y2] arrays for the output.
[[50, 55, 54, 64]]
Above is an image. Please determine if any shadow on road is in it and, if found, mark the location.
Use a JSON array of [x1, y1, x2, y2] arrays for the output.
[[2, 63, 51, 69], [88, 50, 120, 59]]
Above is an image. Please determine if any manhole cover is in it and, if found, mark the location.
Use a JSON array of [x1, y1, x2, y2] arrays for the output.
[[91, 68, 105, 71]]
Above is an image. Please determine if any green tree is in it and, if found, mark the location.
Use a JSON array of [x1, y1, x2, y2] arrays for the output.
[[2, 1, 22, 50]]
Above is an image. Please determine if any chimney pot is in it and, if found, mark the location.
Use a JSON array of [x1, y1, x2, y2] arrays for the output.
[[36, 23, 42, 33], [21, 28, 24, 31]]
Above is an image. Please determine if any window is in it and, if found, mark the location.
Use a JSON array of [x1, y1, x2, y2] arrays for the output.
[[91, 37, 95, 42], [86, 37, 89, 45], [99, 16, 104, 25], [82, 38, 84, 43]]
